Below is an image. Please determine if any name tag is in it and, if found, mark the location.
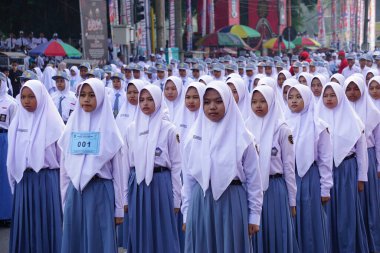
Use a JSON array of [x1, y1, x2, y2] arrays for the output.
[[70, 132, 100, 155]]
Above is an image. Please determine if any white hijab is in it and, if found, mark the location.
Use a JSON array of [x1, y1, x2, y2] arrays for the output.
[[227, 77, 251, 119], [199, 75, 213, 85], [286, 84, 327, 177], [298, 72, 313, 87], [343, 76, 380, 139], [58, 78, 124, 191], [317, 82, 364, 167], [184, 81, 253, 200], [33, 67, 43, 81], [131, 85, 169, 186], [330, 73, 345, 86], [368, 76, 380, 109], [164, 76, 183, 121], [42, 66, 57, 92], [245, 85, 285, 190], [7, 80, 64, 183], [311, 74, 327, 102], [115, 79, 146, 138]]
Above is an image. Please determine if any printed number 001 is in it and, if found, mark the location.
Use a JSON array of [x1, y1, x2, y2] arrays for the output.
[[77, 141, 91, 148]]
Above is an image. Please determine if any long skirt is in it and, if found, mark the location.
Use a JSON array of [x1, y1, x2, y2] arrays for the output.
[[325, 156, 369, 253], [359, 147, 380, 252], [61, 177, 117, 253], [185, 182, 251, 253], [295, 163, 330, 253], [253, 176, 299, 253], [128, 169, 180, 253], [0, 132, 12, 220], [9, 168, 62, 253]]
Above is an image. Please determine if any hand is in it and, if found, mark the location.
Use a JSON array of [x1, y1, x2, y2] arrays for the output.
[[248, 224, 259, 236], [290, 206, 296, 217], [182, 223, 186, 232], [115, 217, 123, 225], [321, 196, 330, 205], [358, 181, 364, 192], [124, 205, 128, 213], [174, 208, 180, 214], [377, 172, 380, 179]]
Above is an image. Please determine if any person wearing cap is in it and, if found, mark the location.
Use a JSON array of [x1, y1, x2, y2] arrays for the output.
[[158, 48, 166, 63], [15, 31, 29, 52], [225, 63, 238, 76], [51, 71, 76, 124], [366, 54, 374, 68], [309, 61, 317, 75], [257, 62, 265, 75], [0, 67, 14, 97], [102, 65, 113, 87], [5, 33, 16, 52], [238, 62, 246, 79], [147, 54, 156, 67], [146, 66, 157, 84], [191, 64, 204, 82], [211, 63, 225, 81], [301, 61, 309, 73], [342, 53, 360, 79], [123, 64, 134, 85], [328, 52, 339, 74], [358, 54, 370, 75], [8, 61, 23, 97], [264, 62, 276, 78], [131, 63, 146, 81], [79, 62, 91, 81], [275, 62, 285, 74], [292, 61, 302, 78], [20, 70, 39, 84], [178, 63, 193, 88], [375, 55, 380, 72], [153, 64, 168, 90], [110, 72, 126, 118], [244, 63, 256, 92]]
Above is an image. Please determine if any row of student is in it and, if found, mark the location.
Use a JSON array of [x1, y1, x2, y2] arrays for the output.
[[1, 67, 380, 253]]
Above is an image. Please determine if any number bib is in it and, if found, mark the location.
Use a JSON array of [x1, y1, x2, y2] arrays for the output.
[[70, 132, 100, 155]]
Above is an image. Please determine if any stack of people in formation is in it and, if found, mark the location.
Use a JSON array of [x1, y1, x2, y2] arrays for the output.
[[1, 49, 380, 253]]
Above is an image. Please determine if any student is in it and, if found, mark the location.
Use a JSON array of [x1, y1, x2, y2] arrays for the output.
[[115, 79, 145, 250], [298, 72, 313, 86], [59, 78, 124, 253], [51, 71, 76, 124], [124, 85, 181, 253], [317, 82, 369, 253], [69, 66, 81, 92], [42, 66, 57, 94], [226, 77, 251, 119], [310, 75, 327, 103], [277, 70, 292, 97], [110, 72, 126, 118], [182, 81, 263, 253], [7, 80, 64, 253], [164, 76, 183, 121], [198, 75, 213, 85], [368, 76, 380, 110], [286, 84, 333, 253], [330, 73, 345, 86], [343, 76, 380, 252], [365, 69, 378, 86], [0, 74, 17, 223], [246, 85, 299, 253]]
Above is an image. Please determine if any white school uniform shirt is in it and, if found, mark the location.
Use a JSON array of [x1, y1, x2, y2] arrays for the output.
[[5, 37, 16, 51], [51, 90, 76, 123], [153, 78, 167, 91], [342, 65, 360, 79], [359, 66, 370, 76], [110, 88, 126, 114], [181, 76, 194, 89], [15, 37, 29, 48], [0, 80, 17, 129], [181, 81, 263, 225], [244, 75, 255, 92]]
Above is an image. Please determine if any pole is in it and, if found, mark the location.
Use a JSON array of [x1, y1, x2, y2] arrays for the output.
[[144, 0, 152, 55], [175, 0, 183, 60], [278, 0, 281, 56], [363, 0, 369, 50], [155, 0, 165, 51]]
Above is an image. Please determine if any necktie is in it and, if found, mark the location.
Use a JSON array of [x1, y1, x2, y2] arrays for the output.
[[182, 79, 186, 86], [248, 79, 252, 92], [160, 82, 164, 91], [58, 96, 65, 116], [113, 93, 120, 117]]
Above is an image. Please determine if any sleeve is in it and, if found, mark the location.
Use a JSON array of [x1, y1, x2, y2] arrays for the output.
[[8, 101, 18, 124], [7, 165, 15, 195], [111, 149, 125, 218], [242, 144, 263, 226], [122, 136, 130, 206], [373, 124, 380, 173], [181, 144, 197, 223], [59, 147, 71, 209], [356, 132, 368, 182], [168, 127, 182, 209], [279, 126, 297, 207], [316, 129, 333, 197]]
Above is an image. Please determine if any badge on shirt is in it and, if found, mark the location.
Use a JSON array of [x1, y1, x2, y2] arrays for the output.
[[271, 147, 278, 156], [0, 114, 6, 122], [176, 134, 180, 143], [70, 132, 100, 155], [155, 147, 162, 157], [288, 135, 294, 144]]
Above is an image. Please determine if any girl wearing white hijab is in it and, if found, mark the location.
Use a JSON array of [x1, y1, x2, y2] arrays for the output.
[[182, 81, 263, 253], [33, 67, 43, 81], [7, 80, 64, 253], [310, 74, 327, 103], [69, 66, 81, 92], [226, 77, 251, 119], [330, 73, 345, 86], [286, 84, 333, 253], [59, 78, 124, 253], [0, 75, 17, 222], [198, 74, 213, 85], [246, 85, 299, 253], [365, 69, 378, 86], [343, 76, 380, 252], [114, 79, 145, 250], [42, 65, 57, 94], [277, 69, 292, 97], [298, 72, 313, 87], [368, 76, 380, 110], [317, 82, 369, 253], [281, 78, 299, 117], [124, 84, 181, 253], [164, 76, 183, 121], [51, 71, 76, 124]]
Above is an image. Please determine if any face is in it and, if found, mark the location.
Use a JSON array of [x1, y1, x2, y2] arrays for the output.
[[11, 63, 18, 71], [293, 67, 299, 74], [164, 80, 178, 101], [79, 67, 88, 78], [282, 85, 291, 102], [251, 91, 268, 117], [133, 70, 141, 79], [70, 69, 76, 76], [203, 89, 226, 122], [366, 73, 374, 85], [227, 82, 239, 103], [330, 78, 339, 84], [139, 89, 155, 115], [79, 84, 97, 112], [309, 65, 316, 73], [345, 82, 361, 102], [112, 78, 122, 90], [253, 78, 260, 88], [323, 86, 338, 109], [21, 87, 37, 112], [359, 59, 366, 68], [127, 84, 139, 105], [277, 73, 286, 88], [213, 70, 221, 79], [168, 69, 173, 76], [258, 66, 263, 73], [287, 88, 304, 113], [369, 81, 380, 100], [246, 69, 253, 77], [298, 76, 307, 85], [125, 69, 132, 79], [55, 78, 66, 91], [179, 69, 187, 78], [185, 87, 201, 112], [311, 78, 323, 97], [264, 66, 272, 76], [367, 60, 373, 67], [157, 70, 165, 79], [192, 69, 200, 79], [238, 68, 244, 75], [348, 59, 355, 67], [226, 69, 234, 75]]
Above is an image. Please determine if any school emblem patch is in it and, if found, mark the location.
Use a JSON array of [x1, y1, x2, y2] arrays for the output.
[[155, 147, 162, 157], [176, 134, 180, 143], [271, 147, 278, 156], [288, 135, 294, 144], [0, 114, 6, 122]]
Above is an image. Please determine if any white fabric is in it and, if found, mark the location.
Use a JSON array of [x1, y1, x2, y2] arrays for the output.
[[227, 77, 251, 119], [58, 78, 124, 191], [368, 76, 380, 109], [330, 73, 345, 86], [183, 81, 253, 200], [7, 80, 64, 183], [317, 82, 364, 166], [286, 84, 327, 177], [164, 76, 183, 121], [42, 66, 57, 93], [245, 85, 285, 190]]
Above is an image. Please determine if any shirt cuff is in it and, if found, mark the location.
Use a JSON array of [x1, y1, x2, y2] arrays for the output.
[[321, 188, 331, 198], [288, 198, 296, 207], [358, 172, 368, 182], [174, 197, 181, 209], [115, 207, 124, 218], [249, 213, 261, 226]]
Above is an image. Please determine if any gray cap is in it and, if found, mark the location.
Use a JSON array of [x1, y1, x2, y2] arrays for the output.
[[110, 72, 125, 81], [346, 53, 356, 60], [146, 66, 157, 74], [212, 63, 225, 71], [225, 63, 238, 71], [79, 62, 91, 70], [20, 70, 38, 81], [52, 70, 69, 81]]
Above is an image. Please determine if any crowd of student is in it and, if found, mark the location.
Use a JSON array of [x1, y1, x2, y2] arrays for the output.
[[0, 49, 380, 253]]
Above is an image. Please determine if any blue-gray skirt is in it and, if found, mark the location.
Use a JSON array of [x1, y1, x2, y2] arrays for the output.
[[0, 132, 12, 220]]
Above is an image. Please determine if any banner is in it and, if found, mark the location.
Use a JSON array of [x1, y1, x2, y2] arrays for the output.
[[317, 0, 326, 46], [79, 0, 109, 65], [169, 0, 175, 47]]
